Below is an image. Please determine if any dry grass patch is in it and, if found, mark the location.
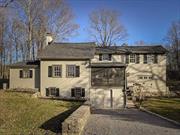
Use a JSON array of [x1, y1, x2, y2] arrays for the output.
[[142, 98, 180, 123], [0, 91, 81, 134]]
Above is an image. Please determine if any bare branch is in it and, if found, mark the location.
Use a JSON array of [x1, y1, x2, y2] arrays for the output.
[[89, 8, 127, 46]]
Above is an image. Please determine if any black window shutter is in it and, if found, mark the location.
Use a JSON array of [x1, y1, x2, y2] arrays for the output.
[[46, 88, 49, 96], [81, 88, 85, 97], [30, 70, 33, 78], [56, 88, 60, 96], [76, 66, 80, 77], [126, 55, 129, 64], [48, 66, 52, 77], [136, 54, 140, 64], [71, 88, 75, 97], [154, 54, 158, 63], [108, 54, 112, 61], [20, 70, 23, 78], [99, 54, 102, 61]]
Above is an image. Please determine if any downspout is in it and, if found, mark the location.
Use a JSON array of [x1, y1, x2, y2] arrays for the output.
[[88, 59, 91, 102], [123, 66, 127, 108]]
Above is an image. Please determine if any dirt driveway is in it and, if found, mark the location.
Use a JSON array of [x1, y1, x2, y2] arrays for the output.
[[82, 108, 180, 135]]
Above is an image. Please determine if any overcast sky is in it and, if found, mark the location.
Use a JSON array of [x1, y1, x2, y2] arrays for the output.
[[67, 0, 180, 45]]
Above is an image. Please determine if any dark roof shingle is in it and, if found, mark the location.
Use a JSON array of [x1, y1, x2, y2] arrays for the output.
[[96, 45, 168, 54], [37, 42, 96, 59]]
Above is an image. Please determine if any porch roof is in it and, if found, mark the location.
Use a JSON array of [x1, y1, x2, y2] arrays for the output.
[[90, 62, 126, 68]]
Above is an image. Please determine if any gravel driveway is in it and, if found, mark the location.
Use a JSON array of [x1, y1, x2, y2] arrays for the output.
[[82, 108, 180, 135]]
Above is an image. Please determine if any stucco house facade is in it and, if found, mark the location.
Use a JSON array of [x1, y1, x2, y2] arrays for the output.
[[9, 39, 168, 109]]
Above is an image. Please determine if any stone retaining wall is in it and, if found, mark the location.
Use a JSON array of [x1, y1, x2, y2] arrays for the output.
[[62, 102, 90, 135]]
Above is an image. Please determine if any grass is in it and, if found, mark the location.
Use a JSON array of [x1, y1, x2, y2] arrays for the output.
[[0, 91, 82, 134], [142, 98, 180, 123]]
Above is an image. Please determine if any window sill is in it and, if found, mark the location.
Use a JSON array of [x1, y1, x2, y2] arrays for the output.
[[51, 76, 62, 78], [66, 76, 79, 78], [20, 78, 33, 79]]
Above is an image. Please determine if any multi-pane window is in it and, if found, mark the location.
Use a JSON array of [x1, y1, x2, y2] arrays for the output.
[[126, 54, 140, 64], [71, 87, 85, 98], [138, 75, 153, 80], [53, 65, 62, 77], [130, 54, 136, 63], [144, 54, 158, 64], [99, 54, 112, 61], [67, 65, 76, 77], [67, 65, 80, 77], [48, 65, 62, 77], [19, 69, 33, 78], [46, 87, 59, 97]]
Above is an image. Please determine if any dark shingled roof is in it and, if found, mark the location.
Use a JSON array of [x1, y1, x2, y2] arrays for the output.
[[10, 60, 40, 68], [38, 42, 167, 59], [96, 45, 168, 54], [37, 42, 96, 60], [118, 45, 168, 54]]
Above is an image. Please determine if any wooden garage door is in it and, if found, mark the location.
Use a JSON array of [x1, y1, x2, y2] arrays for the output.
[[90, 88, 124, 109]]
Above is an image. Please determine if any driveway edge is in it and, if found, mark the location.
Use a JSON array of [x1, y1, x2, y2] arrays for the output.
[[140, 106, 180, 127]]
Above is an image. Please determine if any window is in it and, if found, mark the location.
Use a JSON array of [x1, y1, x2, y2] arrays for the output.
[[99, 54, 112, 61], [138, 75, 153, 80], [19, 69, 33, 78], [126, 54, 140, 64], [67, 65, 80, 77], [144, 76, 148, 79], [91, 68, 125, 86], [53, 65, 62, 77], [149, 76, 153, 79], [48, 65, 62, 77], [130, 54, 136, 63], [71, 87, 85, 98], [144, 54, 158, 64], [144, 54, 147, 64], [46, 87, 59, 97]]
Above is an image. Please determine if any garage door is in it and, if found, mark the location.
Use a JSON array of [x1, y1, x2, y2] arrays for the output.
[[90, 88, 124, 109]]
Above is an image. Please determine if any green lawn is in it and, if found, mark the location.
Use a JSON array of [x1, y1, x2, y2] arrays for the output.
[[142, 98, 180, 123], [0, 91, 81, 134]]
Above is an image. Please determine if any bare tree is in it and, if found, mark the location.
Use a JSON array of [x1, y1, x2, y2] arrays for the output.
[[89, 8, 127, 46], [12, 0, 78, 60], [0, 8, 10, 78], [166, 20, 180, 70]]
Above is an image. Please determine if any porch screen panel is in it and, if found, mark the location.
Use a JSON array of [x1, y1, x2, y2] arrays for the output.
[[91, 67, 125, 86]]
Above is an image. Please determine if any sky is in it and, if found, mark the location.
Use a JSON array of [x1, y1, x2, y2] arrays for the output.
[[67, 0, 180, 45]]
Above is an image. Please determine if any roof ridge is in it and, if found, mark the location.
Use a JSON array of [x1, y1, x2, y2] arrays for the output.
[[53, 42, 95, 44]]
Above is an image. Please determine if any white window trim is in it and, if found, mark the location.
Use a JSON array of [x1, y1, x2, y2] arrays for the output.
[[67, 65, 76, 77], [52, 65, 62, 77], [129, 54, 136, 63], [102, 54, 111, 61]]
